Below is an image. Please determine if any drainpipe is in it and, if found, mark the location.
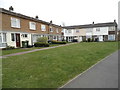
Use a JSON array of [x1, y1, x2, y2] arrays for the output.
[[114, 20, 118, 41]]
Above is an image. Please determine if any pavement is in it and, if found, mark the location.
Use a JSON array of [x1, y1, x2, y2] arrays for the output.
[[60, 50, 119, 88], [0, 43, 76, 58]]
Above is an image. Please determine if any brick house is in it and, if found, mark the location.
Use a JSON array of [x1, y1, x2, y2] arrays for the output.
[[0, 8, 63, 48]]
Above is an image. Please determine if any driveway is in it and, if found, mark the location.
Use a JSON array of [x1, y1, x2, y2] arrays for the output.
[[61, 50, 118, 88]]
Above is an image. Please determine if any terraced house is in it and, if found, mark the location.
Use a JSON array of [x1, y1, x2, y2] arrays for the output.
[[63, 21, 118, 42], [0, 8, 63, 48]]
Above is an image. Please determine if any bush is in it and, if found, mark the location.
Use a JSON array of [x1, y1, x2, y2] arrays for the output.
[[37, 37, 48, 43], [83, 38, 86, 42], [72, 39, 78, 42], [34, 42, 49, 47], [87, 38, 91, 42], [51, 40, 67, 44], [5, 46, 15, 50]]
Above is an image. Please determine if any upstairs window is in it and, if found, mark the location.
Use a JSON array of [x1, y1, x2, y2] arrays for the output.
[[68, 30, 72, 33], [41, 24, 46, 31], [56, 28, 59, 33], [11, 17, 20, 28], [96, 28, 100, 32], [76, 30, 79, 33], [50, 26, 53, 32], [29, 22, 36, 30]]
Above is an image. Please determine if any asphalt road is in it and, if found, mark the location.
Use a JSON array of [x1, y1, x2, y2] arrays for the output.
[[62, 50, 118, 88]]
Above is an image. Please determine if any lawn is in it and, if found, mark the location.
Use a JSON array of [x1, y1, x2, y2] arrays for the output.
[[1, 44, 64, 56], [2, 42, 118, 88]]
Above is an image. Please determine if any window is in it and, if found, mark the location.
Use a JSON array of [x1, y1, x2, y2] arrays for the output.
[[41, 24, 46, 31], [11, 17, 20, 28], [65, 30, 67, 33], [22, 34, 28, 38], [96, 28, 100, 32], [50, 26, 53, 32], [68, 30, 72, 33], [56, 28, 59, 33], [11, 33, 15, 41], [0, 33, 2, 43], [108, 35, 115, 40], [3, 33, 6, 42], [29, 22, 36, 30], [76, 30, 79, 33]]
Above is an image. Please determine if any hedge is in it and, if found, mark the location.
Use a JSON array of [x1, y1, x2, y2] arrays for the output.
[[34, 42, 49, 47], [51, 40, 67, 44]]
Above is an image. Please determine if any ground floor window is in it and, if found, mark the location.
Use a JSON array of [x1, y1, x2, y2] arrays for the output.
[[11, 33, 15, 41], [108, 35, 115, 41], [0, 33, 7, 47]]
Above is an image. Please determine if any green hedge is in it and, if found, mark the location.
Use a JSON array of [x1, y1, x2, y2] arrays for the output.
[[34, 42, 49, 47], [51, 41, 67, 44]]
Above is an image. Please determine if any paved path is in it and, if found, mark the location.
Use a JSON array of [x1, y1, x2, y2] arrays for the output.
[[0, 43, 76, 58], [61, 50, 118, 88]]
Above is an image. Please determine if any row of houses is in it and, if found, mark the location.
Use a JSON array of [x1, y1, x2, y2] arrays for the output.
[[0, 8, 119, 48], [0, 8, 63, 48], [63, 21, 118, 42]]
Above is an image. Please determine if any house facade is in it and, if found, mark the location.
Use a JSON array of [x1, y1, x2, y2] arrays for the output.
[[0, 8, 63, 48], [63, 21, 117, 42]]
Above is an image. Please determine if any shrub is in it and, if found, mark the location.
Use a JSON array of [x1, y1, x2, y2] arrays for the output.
[[87, 38, 91, 42], [5, 46, 15, 50], [37, 37, 48, 43], [72, 39, 78, 42], [51, 40, 67, 44], [34, 42, 49, 47], [82, 38, 86, 42]]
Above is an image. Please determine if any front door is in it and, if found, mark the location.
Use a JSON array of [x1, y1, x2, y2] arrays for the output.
[[16, 33, 20, 47]]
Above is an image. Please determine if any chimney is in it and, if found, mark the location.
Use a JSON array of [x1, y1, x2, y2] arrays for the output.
[[92, 21, 94, 24], [114, 19, 116, 23], [35, 15, 39, 19], [50, 20, 52, 24], [9, 6, 14, 11]]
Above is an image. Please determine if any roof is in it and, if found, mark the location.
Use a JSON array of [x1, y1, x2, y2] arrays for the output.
[[0, 8, 61, 28], [63, 22, 117, 29]]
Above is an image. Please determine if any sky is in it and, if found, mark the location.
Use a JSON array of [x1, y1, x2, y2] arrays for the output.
[[0, 0, 119, 26]]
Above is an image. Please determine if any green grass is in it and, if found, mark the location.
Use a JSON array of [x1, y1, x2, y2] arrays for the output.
[[1, 44, 64, 56], [2, 42, 118, 88]]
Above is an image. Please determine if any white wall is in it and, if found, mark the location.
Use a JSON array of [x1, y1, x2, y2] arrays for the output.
[[7, 32, 16, 47], [93, 27, 108, 35], [63, 29, 75, 36], [20, 33, 32, 46]]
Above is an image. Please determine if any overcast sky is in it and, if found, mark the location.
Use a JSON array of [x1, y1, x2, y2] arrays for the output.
[[0, 0, 119, 26]]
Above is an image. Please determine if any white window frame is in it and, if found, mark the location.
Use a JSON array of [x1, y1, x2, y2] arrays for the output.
[[68, 30, 72, 33], [11, 17, 20, 28], [29, 22, 36, 30], [50, 26, 53, 32], [108, 35, 115, 41], [96, 28, 100, 32], [41, 24, 46, 31], [0, 33, 7, 43], [56, 28, 59, 33], [11, 33, 15, 41], [76, 30, 79, 33]]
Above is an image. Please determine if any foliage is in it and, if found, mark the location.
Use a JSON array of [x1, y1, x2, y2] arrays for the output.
[[34, 42, 49, 47], [51, 40, 67, 44], [5, 46, 15, 50], [37, 37, 48, 43]]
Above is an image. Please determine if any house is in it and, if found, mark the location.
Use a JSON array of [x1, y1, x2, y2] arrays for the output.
[[0, 8, 63, 48], [63, 21, 117, 42]]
